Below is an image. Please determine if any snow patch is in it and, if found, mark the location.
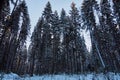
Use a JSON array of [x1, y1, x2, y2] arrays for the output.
[[0, 73, 20, 80], [1, 72, 120, 80]]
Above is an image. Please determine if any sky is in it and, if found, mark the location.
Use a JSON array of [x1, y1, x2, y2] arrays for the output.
[[25, 0, 91, 51]]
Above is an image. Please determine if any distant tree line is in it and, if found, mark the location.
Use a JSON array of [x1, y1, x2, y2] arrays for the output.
[[0, 0, 120, 75]]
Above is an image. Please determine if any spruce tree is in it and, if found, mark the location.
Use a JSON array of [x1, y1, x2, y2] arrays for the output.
[[69, 2, 87, 73], [60, 9, 70, 73], [42, 2, 53, 74], [29, 16, 44, 75], [51, 11, 61, 74]]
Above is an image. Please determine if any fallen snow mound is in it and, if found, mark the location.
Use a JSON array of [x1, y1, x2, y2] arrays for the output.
[[0, 72, 120, 80]]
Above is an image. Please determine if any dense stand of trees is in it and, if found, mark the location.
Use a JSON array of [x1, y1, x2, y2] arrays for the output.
[[29, 2, 88, 75], [29, 0, 120, 75], [0, 0, 120, 75], [81, 0, 120, 72], [0, 0, 30, 75]]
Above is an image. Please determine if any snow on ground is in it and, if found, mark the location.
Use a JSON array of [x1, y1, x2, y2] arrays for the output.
[[0, 72, 120, 80]]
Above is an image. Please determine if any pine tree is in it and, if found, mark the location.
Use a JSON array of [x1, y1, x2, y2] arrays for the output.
[[69, 2, 87, 73]]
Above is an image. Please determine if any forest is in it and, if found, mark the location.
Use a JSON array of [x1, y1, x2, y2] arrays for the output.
[[0, 0, 120, 76]]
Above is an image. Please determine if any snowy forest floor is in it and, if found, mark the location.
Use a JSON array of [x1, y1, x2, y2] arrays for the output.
[[0, 72, 120, 80]]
